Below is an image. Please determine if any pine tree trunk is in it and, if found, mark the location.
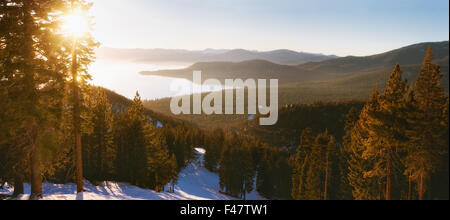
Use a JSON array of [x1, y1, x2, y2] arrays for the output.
[[386, 154, 391, 201], [13, 175, 24, 197], [324, 153, 329, 201], [72, 41, 84, 194], [97, 142, 102, 181], [408, 174, 412, 200], [419, 173, 424, 200], [155, 175, 159, 192], [22, 0, 42, 201], [75, 134, 83, 193], [30, 143, 42, 200]]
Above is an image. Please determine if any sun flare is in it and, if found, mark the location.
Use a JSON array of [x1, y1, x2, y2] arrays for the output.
[[63, 9, 89, 37]]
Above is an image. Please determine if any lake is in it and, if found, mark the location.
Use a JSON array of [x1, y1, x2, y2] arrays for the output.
[[88, 59, 225, 100]]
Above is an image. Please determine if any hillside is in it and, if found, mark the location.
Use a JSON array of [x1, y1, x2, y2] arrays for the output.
[[143, 86, 367, 129], [0, 149, 265, 200], [141, 60, 314, 84], [229, 101, 365, 148], [100, 87, 196, 128]]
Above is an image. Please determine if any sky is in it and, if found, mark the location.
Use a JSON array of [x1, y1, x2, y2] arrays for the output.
[[90, 0, 449, 56]]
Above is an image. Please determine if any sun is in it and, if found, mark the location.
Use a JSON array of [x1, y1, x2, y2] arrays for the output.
[[63, 9, 89, 37]]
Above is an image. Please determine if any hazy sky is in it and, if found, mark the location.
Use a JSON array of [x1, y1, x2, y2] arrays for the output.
[[90, 0, 449, 56]]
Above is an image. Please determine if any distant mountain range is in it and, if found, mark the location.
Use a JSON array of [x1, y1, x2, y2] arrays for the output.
[[142, 41, 449, 128], [96, 47, 338, 65], [141, 41, 449, 88]]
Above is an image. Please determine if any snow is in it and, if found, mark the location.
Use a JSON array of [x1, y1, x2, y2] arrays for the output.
[[0, 148, 265, 200]]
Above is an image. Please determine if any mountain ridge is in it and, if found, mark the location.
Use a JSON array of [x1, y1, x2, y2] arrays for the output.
[[141, 41, 449, 86], [297, 41, 449, 74], [95, 47, 337, 65], [142, 41, 448, 128]]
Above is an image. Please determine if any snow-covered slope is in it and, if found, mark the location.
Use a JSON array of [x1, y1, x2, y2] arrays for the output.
[[0, 148, 265, 200]]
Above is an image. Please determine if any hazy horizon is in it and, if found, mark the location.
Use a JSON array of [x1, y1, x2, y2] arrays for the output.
[[96, 40, 449, 58], [90, 0, 449, 57]]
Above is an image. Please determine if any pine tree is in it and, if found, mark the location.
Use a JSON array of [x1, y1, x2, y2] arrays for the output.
[[113, 110, 130, 182], [256, 146, 279, 199], [147, 131, 176, 192], [0, 0, 71, 199], [304, 131, 330, 200], [324, 136, 338, 200], [66, 0, 99, 194], [239, 142, 255, 200], [124, 92, 150, 186], [219, 134, 254, 199], [256, 154, 274, 198], [219, 139, 233, 195], [168, 154, 178, 193], [347, 88, 384, 200], [404, 47, 448, 200], [204, 128, 225, 171], [112, 92, 150, 186], [82, 87, 115, 182], [402, 86, 418, 200], [361, 65, 408, 200], [291, 128, 314, 200], [338, 107, 361, 200], [271, 148, 293, 200], [304, 154, 321, 200]]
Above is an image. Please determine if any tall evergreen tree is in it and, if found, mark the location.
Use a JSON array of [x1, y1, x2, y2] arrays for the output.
[[147, 131, 177, 192], [402, 86, 418, 200], [82, 87, 115, 182], [304, 131, 330, 200], [219, 134, 254, 199], [361, 65, 408, 200], [118, 92, 150, 186], [291, 128, 314, 200], [324, 136, 338, 200], [66, 0, 98, 193], [347, 88, 384, 200], [338, 107, 361, 200], [0, 0, 70, 199], [404, 47, 448, 200], [204, 128, 225, 171], [256, 145, 292, 200]]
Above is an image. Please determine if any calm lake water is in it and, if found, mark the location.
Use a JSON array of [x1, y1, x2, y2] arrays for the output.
[[88, 59, 224, 100]]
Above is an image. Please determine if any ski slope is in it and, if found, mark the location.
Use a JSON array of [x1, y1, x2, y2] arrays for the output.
[[0, 148, 265, 200]]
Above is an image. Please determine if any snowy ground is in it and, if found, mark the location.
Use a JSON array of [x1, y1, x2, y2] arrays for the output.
[[0, 148, 265, 200]]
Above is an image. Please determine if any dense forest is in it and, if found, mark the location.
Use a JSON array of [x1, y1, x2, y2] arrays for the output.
[[0, 0, 205, 199], [198, 47, 448, 200]]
